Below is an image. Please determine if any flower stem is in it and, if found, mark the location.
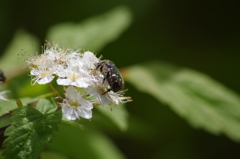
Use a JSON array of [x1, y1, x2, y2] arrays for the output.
[[48, 83, 63, 103]]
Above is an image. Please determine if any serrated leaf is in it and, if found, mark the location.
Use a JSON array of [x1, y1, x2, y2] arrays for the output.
[[36, 98, 58, 114], [2, 107, 62, 159], [125, 61, 240, 141], [47, 6, 132, 52], [97, 104, 128, 131]]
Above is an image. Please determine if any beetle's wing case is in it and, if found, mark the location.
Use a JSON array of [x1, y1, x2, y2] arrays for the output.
[[95, 60, 124, 93], [106, 61, 124, 92]]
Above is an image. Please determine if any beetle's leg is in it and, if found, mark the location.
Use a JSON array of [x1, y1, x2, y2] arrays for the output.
[[95, 63, 102, 71], [102, 89, 112, 95], [101, 70, 110, 84], [101, 71, 106, 83], [101, 70, 112, 94]]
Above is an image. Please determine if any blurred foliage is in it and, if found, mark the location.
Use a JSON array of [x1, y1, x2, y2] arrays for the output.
[[46, 122, 125, 159], [125, 61, 240, 141], [1, 0, 240, 159], [47, 6, 132, 52], [0, 30, 39, 78]]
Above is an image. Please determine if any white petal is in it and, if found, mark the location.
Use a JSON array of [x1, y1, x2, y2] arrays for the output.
[[62, 106, 78, 120], [30, 69, 40, 75], [76, 101, 93, 119], [84, 86, 111, 105], [65, 86, 80, 100], [77, 108, 92, 119], [97, 94, 111, 105], [37, 76, 55, 84], [75, 99, 93, 119], [57, 78, 72, 86], [75, 79, 91, 88], [82, 51, 99, 69]]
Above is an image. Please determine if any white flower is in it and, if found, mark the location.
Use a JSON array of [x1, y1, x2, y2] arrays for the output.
[[60, 86, 93, 120], [30, 66, 55, 85], [84, 84, 111, 105], [0, 90, 10, 101], [85, 83, 131, 105], [80, 51, 99, 70], [45, 45, 80, 66], [107, 90, 132, 104], [56, 64, 94, 88], [25, 41, 132, 117]]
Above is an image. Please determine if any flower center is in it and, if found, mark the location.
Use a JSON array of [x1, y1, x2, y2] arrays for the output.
[[69, 99, 80, 107], [40, 71, 52, 77], [97, 86, 107, 94], [69, 73, 79, 81]]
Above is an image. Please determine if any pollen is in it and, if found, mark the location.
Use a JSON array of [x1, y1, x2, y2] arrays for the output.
[[69, 99, 80, 107], [69, 73, 79, 81], [40, 71, 52, 77]]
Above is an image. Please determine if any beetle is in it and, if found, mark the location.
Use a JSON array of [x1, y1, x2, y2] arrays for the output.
[[95, 60, 124, 94]]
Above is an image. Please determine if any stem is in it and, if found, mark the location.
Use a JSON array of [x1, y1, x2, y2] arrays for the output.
[[48, 83, 63, 103]]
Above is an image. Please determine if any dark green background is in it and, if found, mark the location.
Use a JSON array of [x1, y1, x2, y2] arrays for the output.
[[1, 0, 240, 158]]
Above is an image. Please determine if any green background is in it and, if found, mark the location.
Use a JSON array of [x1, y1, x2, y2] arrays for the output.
[[1, 0, 240, 158]]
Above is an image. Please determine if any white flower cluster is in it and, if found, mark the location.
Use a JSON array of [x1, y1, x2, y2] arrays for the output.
[[26, 42, 131, 120]]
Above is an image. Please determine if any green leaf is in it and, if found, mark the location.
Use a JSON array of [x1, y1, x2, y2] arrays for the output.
[[0, 100, 18, 117], [96, 104, 128, 131], [0, 115, 11, 128], [36, 98, 58, 114], [125, 61, 240, 141], [0, 98, 33, 117], [0, 30, 39, 78], [2, 107, 62, 159], [47, 6, 132, 52], [46, 122, 125, 159], [20, 93, 54, 106], [0, 93, 55, 117], [61, 119, 85, 131]]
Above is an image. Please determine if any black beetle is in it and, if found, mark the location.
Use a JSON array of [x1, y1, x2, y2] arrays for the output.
[[95, 60, 124, 94]]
